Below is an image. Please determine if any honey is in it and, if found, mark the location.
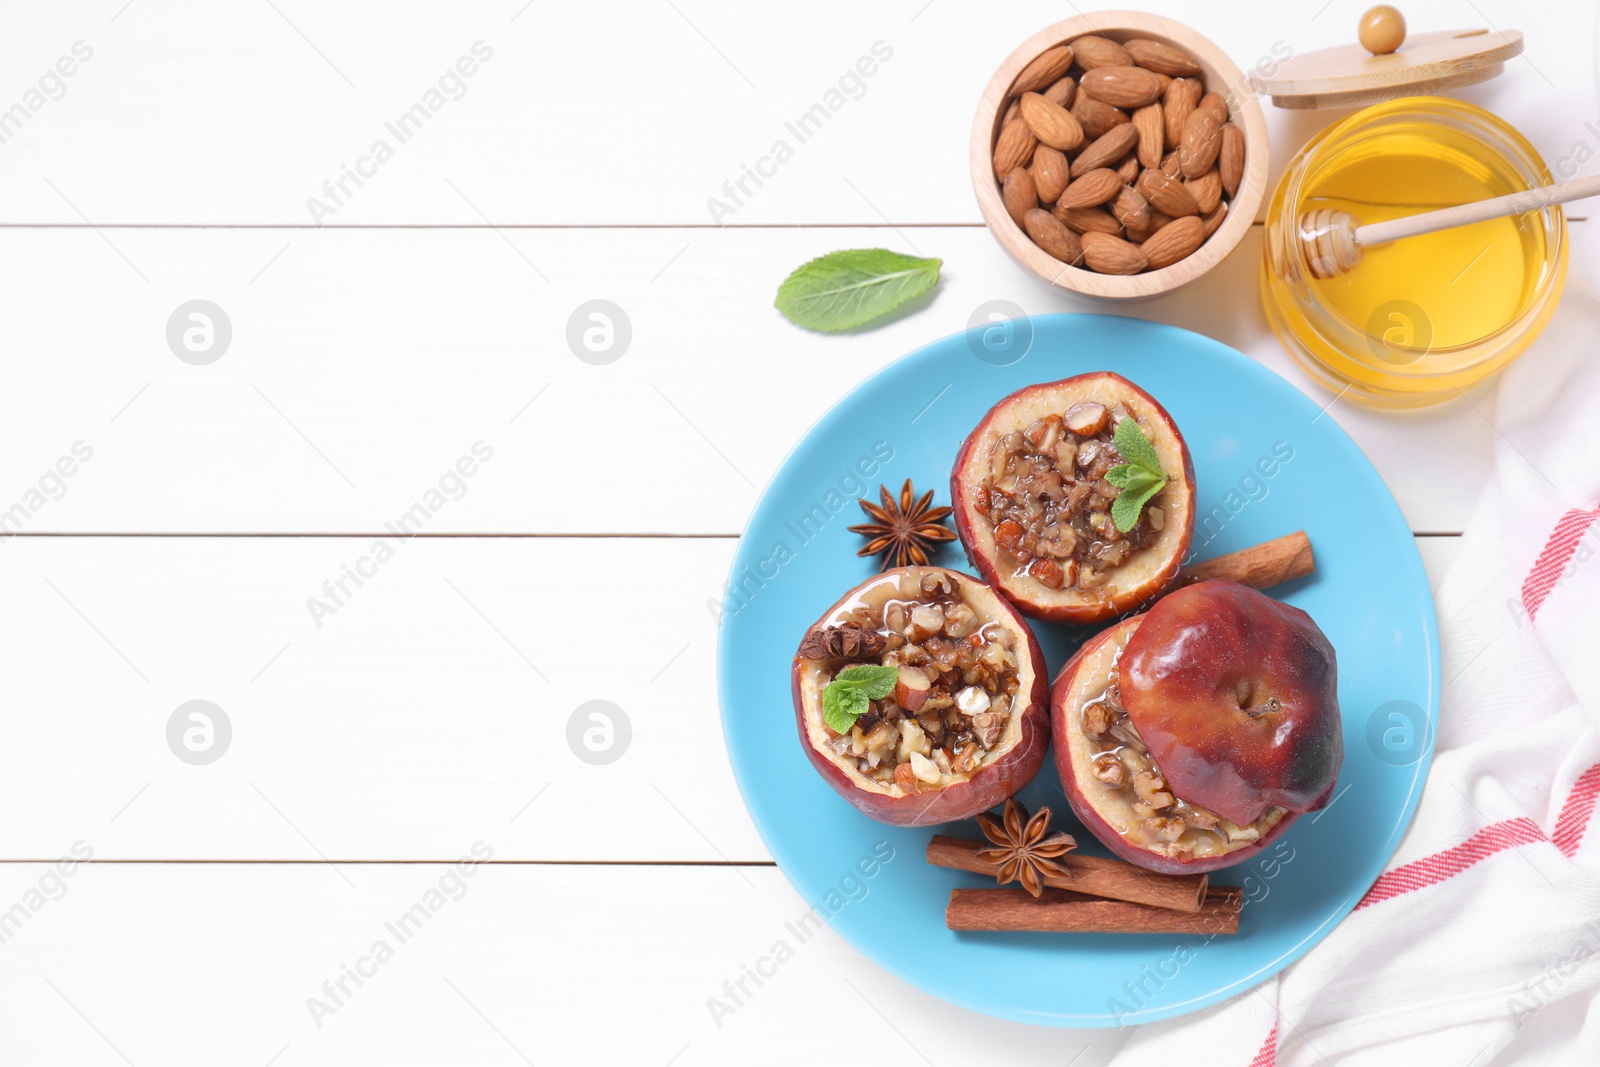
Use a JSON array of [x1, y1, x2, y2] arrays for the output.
[[1263, 98, 1566, 408]]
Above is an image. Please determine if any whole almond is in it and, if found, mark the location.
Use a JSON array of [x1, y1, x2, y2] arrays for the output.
[[1071, 122, 1140, 176], [1163, 77, 1201, 148], [1197, 91, 1228, 127], [1031, 144, 1070, 203], [1003, 168, 1038, 228], [1133, 103, 1163, 169], [1202, 201, 1228, 237], [1012, 45, 1075, 96], [1137, 168, 1200, 217], [1020, 92, 1084, 151], [1124, 38, 1202, 77], [1185, 169, 1222, 215], [1161, 148, 1182, 178], [1023, 207, 1084, 265], [1081, 231, 1148, 274], [1219, 122, 1245, 198], [1141, 215, 1205, 269], [1060, 167, 1121, 208], [1052, 203, 1122, 235], [1179, 108, 1223, 179], [1080, 66, 1165, 109], [993, 118, 1037, 180], [1127, 209, 1173, 242], [1110, 184, 1151, 230], [1115, 151, 1140, 184], [1071, 95, 1130, 140], [1071, 35, 1132, 69], [1043, 76, 1077, 109]]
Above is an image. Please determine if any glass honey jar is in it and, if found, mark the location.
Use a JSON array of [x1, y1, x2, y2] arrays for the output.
[[1261, 97, 1567, 409]]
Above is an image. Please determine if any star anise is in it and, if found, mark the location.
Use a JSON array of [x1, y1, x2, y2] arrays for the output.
[[977, 799, 1076, 898], [848, 479, 958, 570]]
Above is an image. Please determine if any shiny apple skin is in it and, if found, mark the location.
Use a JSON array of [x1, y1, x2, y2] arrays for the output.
[[791, 571, 1051, 827], [950, 372, 1196, 624], [1119, 579, 1343, 827], [1051, 619, 1302, 874]]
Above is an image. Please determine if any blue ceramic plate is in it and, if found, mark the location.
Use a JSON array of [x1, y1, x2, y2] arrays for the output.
[[717, 314, 1438, 1026]]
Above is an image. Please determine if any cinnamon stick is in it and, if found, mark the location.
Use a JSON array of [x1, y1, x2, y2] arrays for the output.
[[946, 885, 1242, 934], [1178, 530, 1313, 590], [927, 835, 1207, 913]]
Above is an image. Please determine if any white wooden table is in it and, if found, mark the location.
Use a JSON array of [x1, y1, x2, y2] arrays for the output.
[[0, 2, 1588, 1063]]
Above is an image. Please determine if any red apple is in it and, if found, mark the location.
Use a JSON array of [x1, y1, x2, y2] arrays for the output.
[[793, 567, 1050, 826], [951, 372, 1196, 623], [1051, 581, 1341, 873]]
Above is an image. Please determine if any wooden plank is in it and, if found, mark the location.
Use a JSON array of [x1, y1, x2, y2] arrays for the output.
[[0, 860, 1134, 1063], [0, 0, 1588, 225], [0, 224, 1502, 535], [0, 532, 1457, 862]]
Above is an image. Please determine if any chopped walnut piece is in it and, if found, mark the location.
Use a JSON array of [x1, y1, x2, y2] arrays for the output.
[[1133, 770, 1174, 810], [1143, 817, 1186, 843], [1082, 701, 1115, 738], [1092, 755, 1127, 787], [971, 710, 1006, 747], [909, 751, 942, 784]]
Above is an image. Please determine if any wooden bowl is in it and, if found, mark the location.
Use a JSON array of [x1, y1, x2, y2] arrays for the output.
[[971, 12, 1269, 300]]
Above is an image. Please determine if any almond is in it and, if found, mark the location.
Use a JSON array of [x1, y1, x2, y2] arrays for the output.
[[1133, 103, 1163, 169], [1185, 168, 1221, 214], [1115, 151, 1140, 184], [1109, 184, 1151, 230], [1079, 66, 1165, 109], [1071, 35, 1131, 69], [1136, 168, 1200, 217], [1179, 107, 1223, 179], [1003, 98, 1021, 127], [1202, 201, 1228, 238], [992, 117, 1037, 180], [1163, 77, 1201, 149], [1161, 148, 1182, 178], [1059, 167, 1121, 208], [1023, 207, 1084, 265], [1125, 209, 1172, 243], [1124, 38, 1202, 77], [1030, 144, 1070, 204], [1071, 122, 1140, 176], [1140, 214, 1205, 269], [1012, 45, 1075, 96], [1071, 95, 1129, 140], [1219, 122, 1245, 198], [1043, 76, 1077, 109], [1197, 91, 1228, 127], [1081, 231, 1148, 274], [1020, 92, 1084, 151], [1052, 204, 1122, 235], [1003, 168, 1038, 228]]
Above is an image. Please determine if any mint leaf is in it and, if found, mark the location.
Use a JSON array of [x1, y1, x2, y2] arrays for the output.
[[823, 683, 869, 734], [1111, 480, 1165, 534], [775, 249, 942, 333], [835, 664, 899, 700], [1105, 464, 1161, 492], [1112, 417, 1164, 478]]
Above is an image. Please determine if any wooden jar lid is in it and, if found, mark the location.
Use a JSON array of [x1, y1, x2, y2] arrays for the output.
[[1251, 28, 1523, 110]]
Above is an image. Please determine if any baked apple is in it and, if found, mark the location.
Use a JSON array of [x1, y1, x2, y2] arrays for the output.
[[951, 372, 1196, 623], [1052, 580, 1342, 873], [793, 567, 1050, 826]]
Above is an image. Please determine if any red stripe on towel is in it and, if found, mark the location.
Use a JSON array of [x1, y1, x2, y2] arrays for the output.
[[1247, 1024, 1276, 1067], [1521, 504, 1600, 622]]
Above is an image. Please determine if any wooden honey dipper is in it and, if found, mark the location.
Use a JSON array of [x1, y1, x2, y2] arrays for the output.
[[1299, 173, 1600, 279]]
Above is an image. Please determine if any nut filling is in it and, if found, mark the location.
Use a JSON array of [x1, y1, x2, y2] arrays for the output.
[[975, 404, 1166, 591], [1081, 669, 1284, 859], [812, 570, 1022, 794]]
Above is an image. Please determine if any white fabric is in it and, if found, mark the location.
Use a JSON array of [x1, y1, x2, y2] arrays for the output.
[[1102, 138, 1600, 1067]]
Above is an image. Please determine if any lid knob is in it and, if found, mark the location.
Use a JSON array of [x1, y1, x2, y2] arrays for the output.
[[1359, 6, 1408, 56]]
